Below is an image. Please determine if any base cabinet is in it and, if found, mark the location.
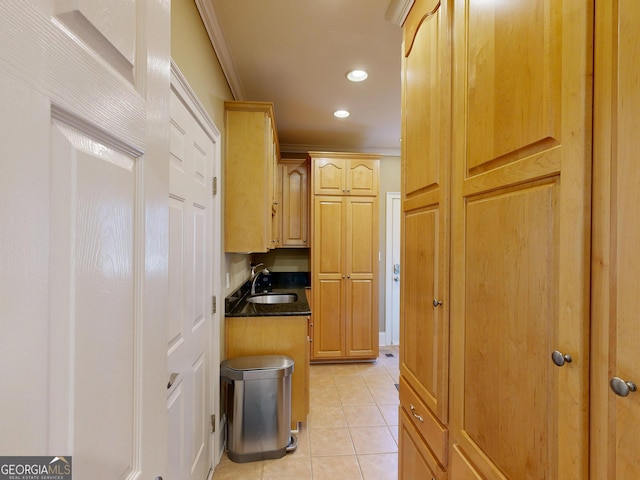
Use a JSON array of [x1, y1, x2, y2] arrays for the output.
[[225, 315, 309, 430]]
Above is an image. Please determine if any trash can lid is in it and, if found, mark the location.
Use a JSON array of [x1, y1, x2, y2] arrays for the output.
[[220, 355, 294, 380]]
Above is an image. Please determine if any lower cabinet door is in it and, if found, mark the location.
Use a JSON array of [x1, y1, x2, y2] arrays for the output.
[[450, 444, 484, 480], [399, 408, 447, 480]]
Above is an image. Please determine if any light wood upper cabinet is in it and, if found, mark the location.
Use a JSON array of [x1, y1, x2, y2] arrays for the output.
[[280, 159, 309, 248], [224, 101, 280, 253], [310, 152, 379, 196]]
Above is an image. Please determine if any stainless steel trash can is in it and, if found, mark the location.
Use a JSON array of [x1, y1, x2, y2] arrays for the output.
[[221, 355, 296, 463]]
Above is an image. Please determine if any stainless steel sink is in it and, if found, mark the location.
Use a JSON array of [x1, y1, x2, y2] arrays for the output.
[[246, 293, 298, 304]]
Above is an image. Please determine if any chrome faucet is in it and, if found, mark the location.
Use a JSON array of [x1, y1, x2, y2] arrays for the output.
[[250, 263, 264, 280], [250, 265, 270, 295]]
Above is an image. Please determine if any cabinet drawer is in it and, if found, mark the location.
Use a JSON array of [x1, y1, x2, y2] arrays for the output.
[[400, 376, 448, 466], [399, 408, 447, 480]]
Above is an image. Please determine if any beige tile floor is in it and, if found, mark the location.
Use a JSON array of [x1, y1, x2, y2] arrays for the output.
[[212, 346, 400, 480]]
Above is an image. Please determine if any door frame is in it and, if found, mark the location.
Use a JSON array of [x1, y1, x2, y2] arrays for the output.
[[170, 61, 223, 471], [385, 192, 401, 346]]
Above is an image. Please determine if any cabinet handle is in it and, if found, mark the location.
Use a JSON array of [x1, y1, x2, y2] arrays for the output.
[[433, 299, 443, 307], [610, 377, 637, 397], [409, 404, 424, 423], [551, 350, 572, 367]]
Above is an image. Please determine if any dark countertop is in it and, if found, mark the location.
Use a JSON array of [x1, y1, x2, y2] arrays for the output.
[[225, 272, 311, 317]]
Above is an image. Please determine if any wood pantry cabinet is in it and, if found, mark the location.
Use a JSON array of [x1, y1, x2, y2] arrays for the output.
[[399, 2, 451, 479], [224, 101, 280, 253], [398, 0, 603, 478], [279, 159, 309, 248], [591, 2, 640, 478], [309, 152, 381, 361]]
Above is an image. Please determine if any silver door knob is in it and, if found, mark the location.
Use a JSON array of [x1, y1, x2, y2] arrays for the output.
[[433, 299, 443, 307], [551, 350, 572, 367], [610, 377, 637, 397]]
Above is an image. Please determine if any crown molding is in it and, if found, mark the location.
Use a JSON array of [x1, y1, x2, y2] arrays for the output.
[[385, 0, 415, 26], [280, 143, 400, 158], [194, 0, 245, 100]]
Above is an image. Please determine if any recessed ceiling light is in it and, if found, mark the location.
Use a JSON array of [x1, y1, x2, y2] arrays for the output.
[[347, 70, 368, 82], [334, 110, 350, 118]]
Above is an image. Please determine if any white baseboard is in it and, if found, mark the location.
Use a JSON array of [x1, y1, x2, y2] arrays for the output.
[[379, 332, 387, 347]]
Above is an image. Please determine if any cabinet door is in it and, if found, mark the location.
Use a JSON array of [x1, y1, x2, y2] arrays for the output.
[[346, 158, 379, 196], [313, 156, 346, 195], [592, 1, 640, 478], [400, 0, 451, 425], [281, 160, 309, 247], [312, 196, 345, 358], [224, 103, 278, 253], [450, 1, 592, 478], [345, 197, 378, 358]]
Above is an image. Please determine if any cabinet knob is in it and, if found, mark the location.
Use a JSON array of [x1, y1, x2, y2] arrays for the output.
[[551, 350, 572, 367], [610, 377, 637, 397], [433, 299, 443, 307]]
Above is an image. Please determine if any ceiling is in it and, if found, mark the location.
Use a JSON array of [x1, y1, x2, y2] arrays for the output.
[[196, 0, 408, 156]]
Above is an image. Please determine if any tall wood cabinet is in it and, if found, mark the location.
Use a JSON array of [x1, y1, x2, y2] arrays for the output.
[[224, 101, 280, 253], [591, 2, 640, 478], [309, 152, 381, 361], [399, 0, 451, 477], [399, 0, 594, 478]]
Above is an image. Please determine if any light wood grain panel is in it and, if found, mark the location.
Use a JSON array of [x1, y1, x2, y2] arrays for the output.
[[401, 207, 443, 416], [464, 180, 557, 480], [403, 0, 443, 198], [451, 0, 592, 477], [450, 445, 484, 480], [313, 279, 344, 358], [347, 159, 379, 196], [399, 0, 451, 441], [281, 159, 309, 247], [591, 1, 640, 477], [465, 0, 561, 174]]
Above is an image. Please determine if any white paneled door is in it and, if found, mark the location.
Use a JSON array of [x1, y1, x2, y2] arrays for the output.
[[167, 74, 217, 480], [0, 1, 170, 479]]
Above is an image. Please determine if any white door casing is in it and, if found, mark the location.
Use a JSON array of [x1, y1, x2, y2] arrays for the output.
[[385, 192, 401, 346], [167, 63, 222, 480], [0, 1, 170, 479]]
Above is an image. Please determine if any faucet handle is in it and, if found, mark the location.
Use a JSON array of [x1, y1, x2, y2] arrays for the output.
[[250, 263, 264, 279]]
